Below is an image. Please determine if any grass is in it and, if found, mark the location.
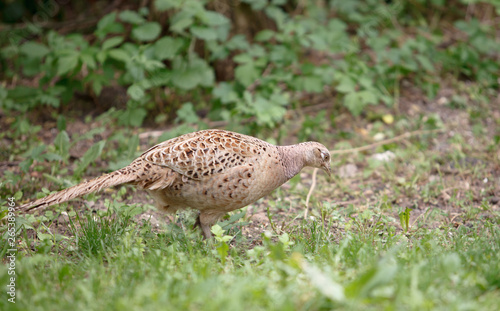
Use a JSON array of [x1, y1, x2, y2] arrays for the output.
[[1, 78, 499, 311], [1, 209, 499, 310], [1, 1, 499, 309], [0, 65, 500, 310], [1, 113, 500, 310]]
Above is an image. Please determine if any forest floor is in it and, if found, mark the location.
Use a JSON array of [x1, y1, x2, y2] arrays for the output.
[[1, 83, 500, 310]]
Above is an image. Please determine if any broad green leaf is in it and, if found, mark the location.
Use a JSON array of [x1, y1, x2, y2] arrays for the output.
[[95, 12, 124, 39], [38, 94, 60, 107], [344, 92, 366, 116], [358, 76, 374, 90], [255, 30, 275, 41], [176, 102, 198, 123], [171, 58, 213, 90], [20, 42, 49, 59], [226, 35, 249, 50], [154, 0, 182, 11], [28, 144, 47, 161], [132, 22, 162, 42], [211, 224, 224, 237], [97, 12, 117, 30], [199, 11, 230, 26], [57, 55, 79, 76], [235, 62, 258, 87], [301, 76, 323, 93], [119, 107, 147, 127], [119, 10, 146, 25], [80, 52, 97, 70], [213, 82, 238, 104], [233, 53, 253, 63], [357, 90, 378, 104], [154, 37, 184, 60], [108, 49, 130, 62], [172, 68, 201, 90], [170, 11, 194, 33], [127, 84, 145, 101], [190, 26, 218, 41], [336, 77, 356, 93], [416, 54, 435, 72], [303, 263, 345, 302], [102, 36, 124, 50]]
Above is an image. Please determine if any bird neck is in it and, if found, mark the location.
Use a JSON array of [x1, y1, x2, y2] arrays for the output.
[[277, 144, 307, 180]]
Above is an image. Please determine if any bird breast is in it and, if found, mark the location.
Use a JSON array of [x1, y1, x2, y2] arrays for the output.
[[156, 150, 288, 213]]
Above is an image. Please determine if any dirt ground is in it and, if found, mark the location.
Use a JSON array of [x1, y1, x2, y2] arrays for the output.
[[3, 84, 500, 244]]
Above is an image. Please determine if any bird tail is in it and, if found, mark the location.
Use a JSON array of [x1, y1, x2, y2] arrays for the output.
[[18, 168, 137, 213]]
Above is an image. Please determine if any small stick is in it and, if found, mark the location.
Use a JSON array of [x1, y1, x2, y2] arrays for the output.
[[330, 128, 444, 155], [305, 128, 444, 213], [304, 167, 318, 219]]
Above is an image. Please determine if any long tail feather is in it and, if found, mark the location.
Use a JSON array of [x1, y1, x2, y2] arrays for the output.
[[18, 168, 137, 213]]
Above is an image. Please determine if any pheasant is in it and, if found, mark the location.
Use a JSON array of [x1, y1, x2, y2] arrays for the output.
[[19, 129, 331, 238]]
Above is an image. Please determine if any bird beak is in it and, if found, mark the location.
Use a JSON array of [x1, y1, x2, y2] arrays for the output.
[[322, 162, 332, 179]]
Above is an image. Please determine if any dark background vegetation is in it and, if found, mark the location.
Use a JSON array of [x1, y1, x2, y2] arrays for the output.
[[0, 0, 499, 310]]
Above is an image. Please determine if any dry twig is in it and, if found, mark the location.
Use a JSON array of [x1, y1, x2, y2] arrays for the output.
[[306, 128, 445, 212]]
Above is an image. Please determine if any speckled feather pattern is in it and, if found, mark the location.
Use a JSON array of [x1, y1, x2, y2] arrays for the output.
[[19, 129, 331, 238]]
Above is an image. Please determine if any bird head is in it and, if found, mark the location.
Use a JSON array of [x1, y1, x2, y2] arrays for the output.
[[305, 142, 331, 177]]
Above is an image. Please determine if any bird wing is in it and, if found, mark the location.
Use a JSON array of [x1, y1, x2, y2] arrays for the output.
[[141, 130, 264, 180]]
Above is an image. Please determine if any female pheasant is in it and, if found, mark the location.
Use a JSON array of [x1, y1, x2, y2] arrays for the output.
[[19, 129, 331, 238]]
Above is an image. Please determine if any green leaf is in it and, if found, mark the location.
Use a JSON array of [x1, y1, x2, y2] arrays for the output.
[[226, 35, 249, 50], [211, 224, 224, 237], [344, 92, 366, 116], [57, 55, 79, 76], [416, 54, 434, 72], [190, 26, 218, 41], [172, 69, 201, 90], [29, 144, 47, 161], [75, 141, 106, 176], [255, 30, 275, 41], [95, 12, 124, 39], [154, 37, 184, 60], [154, 0, 182, 11], [20, 42, 49, 59], [132, 22, 162, 42], [102, 36, 124, 50], [199, 11, 230, 26], [38, 94, 60, 107], [170, 11, 194, 33], [303, 263, 345, 302], [301, 76, 323, 93], [119, 107, 147, 127], [336, 77, 356, 93], [175, 102, 198, 123], [235, 62, 259, 87], [233, 54, 253, 63], [399, 207, 411, 232], [171, 58, 214, 90], [127, 84, 145, 101], [108, 49, 130, 62], [213, 82, 238, 104], [97, 12, 117, 30], [80, 52, 97, 70], [119, 10, 146, 25]]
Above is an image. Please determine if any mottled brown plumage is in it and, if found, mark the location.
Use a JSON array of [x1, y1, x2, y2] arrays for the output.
[[19, 129, 331, 238]]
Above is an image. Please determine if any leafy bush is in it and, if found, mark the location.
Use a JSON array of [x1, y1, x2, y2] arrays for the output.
[[0, 0, 498, 132]]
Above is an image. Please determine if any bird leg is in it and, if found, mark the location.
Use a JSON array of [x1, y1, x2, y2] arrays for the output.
[[193, 212, 202, 229], [192, 213, 210, 239], [194, 211, 225, 239]]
